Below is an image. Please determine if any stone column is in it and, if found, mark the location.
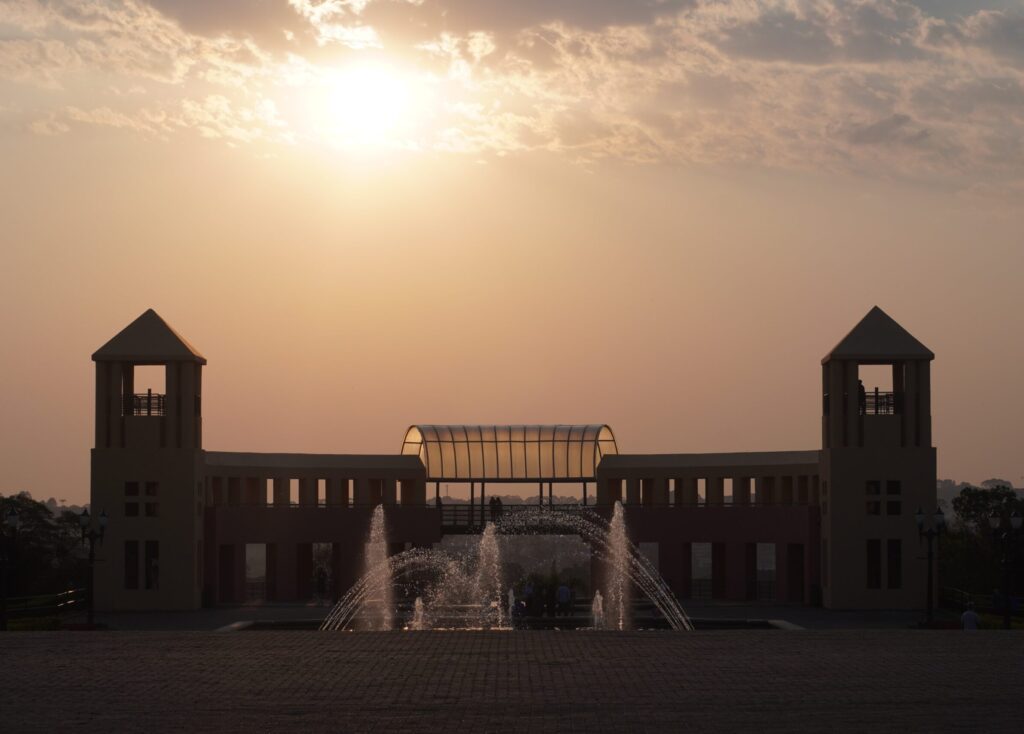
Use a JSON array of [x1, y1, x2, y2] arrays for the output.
[[382, 477, 398, 505], [353, 477, 371, 506], [679, 477, 699, 506], [653, 477, 670, 506], [625, 478, 640, 505], [706, 477, 725, 505], [780, 476, 794, 506], [273, 477, 290, 507], [299, 478, 317, 507], [243, 477, 263, 506], [326, 477, 346, 507], [733, 477, 751, 505]]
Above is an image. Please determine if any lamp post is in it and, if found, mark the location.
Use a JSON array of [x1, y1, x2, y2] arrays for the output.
[[915, 506, 945, 626], [79, 508, 107, 628], [1, 508, 20, 631], [988, 509, 1022, 630]]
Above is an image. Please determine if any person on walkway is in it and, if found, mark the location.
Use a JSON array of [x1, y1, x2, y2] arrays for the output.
[[557, 583, 572, 617], [961, 601, 980, 630], [495, 496, 504, 521], [489, 496, 498, 522]]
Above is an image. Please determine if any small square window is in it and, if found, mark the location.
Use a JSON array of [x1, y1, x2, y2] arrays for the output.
[[887, 501, 901, 516], [866, 501, 881, 516], [145, 482, 159, 497], [886, 480, 901, 496], [125, 502, 139, 517], [125, 482, 139, 497], [145, 502, 159, 517], [866, 481, 881, 496]]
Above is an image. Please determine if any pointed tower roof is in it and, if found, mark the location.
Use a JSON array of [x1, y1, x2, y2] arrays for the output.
[[823, 306, 933, 364], [92, 309, 206, 364]]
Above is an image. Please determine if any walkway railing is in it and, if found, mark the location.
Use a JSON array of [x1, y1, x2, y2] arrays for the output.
[[6, 588, 85, 622], [439, 503, 586, 531]]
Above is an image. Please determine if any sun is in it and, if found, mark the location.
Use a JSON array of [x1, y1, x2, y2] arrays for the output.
[[307, 62, 425, 149]]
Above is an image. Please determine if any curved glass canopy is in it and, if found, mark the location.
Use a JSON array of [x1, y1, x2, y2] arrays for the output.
[[401, 425, 618, 482]]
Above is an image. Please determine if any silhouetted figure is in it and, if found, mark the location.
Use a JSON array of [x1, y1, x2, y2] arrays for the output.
[[961, 601, 980, 630], [489, 496, 498, 522], [557, 583, 571, 617], [545, 584, 557, 617], [495, 496, 503, 520], [858, 379, 867, 415]]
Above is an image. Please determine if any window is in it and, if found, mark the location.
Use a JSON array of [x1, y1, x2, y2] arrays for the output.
[[887, 539, 902, 589], [125, 481, 139, 518], [886, 501, 902, 516], [145, 482, 159, 516], [756, 543, 776, 601], [886, 480, 901, 495], [124, 541, 139, 589], [822, 539, 829, 587], [866, 540, 882, 589], [691, 543, 712, 600], [145, 541, 159, 590], [866, 480, 882, 515]]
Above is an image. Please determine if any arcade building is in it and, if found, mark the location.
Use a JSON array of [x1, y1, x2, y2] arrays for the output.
[[89, 307, 937, 612]]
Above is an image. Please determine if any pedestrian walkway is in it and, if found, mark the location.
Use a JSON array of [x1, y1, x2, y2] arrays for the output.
[[3, 631, 1021, 732]]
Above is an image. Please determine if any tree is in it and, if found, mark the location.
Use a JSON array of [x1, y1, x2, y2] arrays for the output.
[[941, 485, 1024, 599], [0, 492, 88, 596], [952, 485, 1023, 530]]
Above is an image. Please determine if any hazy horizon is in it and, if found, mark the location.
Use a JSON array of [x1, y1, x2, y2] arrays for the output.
[[2, 0, 1023, 504]]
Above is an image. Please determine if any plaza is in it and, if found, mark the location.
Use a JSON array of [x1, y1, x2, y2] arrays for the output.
[[3, 630, 1021, 732]]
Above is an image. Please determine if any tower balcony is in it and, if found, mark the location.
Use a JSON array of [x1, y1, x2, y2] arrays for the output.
[[823, 390, 901, 416], [125, 391, 166, 417], [861, 390, 899, 416]]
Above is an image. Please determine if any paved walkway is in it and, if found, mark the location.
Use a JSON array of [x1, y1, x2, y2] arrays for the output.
[[74, 602, 928, 631], [3, 631, 1022, 732]]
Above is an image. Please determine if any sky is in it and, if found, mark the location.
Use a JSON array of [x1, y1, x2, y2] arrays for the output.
[[1, 0, 1023, 505]]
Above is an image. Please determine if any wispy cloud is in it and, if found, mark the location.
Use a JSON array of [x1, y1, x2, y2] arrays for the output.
[[1, 0, 1022, 190]]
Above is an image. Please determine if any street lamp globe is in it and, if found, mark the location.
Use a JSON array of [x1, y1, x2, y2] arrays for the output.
[[934, 507, 945, 530], [988, 511, 1002, 531], [915, 507, 925, 531], [4, 508, 17, 531], [1011, 510, 1022, 531], [99, 510, 108, 529], [79, 507, 90, 528]]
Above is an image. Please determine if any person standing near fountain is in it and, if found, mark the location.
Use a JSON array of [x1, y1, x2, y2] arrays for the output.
[[556, 583, 571, 617]]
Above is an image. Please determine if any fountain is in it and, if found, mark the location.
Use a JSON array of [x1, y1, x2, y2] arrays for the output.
[[409, 597, 427, 631], [474, 523, 505, 628], [361, 505, 393, 630], [605, 502, 630, 630], [591, 590, 605, 629], [320, 501, 693, 632]]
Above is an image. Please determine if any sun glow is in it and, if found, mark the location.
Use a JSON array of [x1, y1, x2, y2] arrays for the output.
[[306, 63, 428, 150]]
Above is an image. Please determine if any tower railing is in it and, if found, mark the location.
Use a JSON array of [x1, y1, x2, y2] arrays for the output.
[[862, 390, 899, 416], [125, 390, 166, 417]]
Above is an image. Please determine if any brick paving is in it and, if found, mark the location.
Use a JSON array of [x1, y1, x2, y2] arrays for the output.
[[2, 631, 1022, 733]]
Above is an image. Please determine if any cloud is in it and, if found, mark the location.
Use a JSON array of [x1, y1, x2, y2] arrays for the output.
[[1, 0, 1023, 192], [844, 113, 930, 145]]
